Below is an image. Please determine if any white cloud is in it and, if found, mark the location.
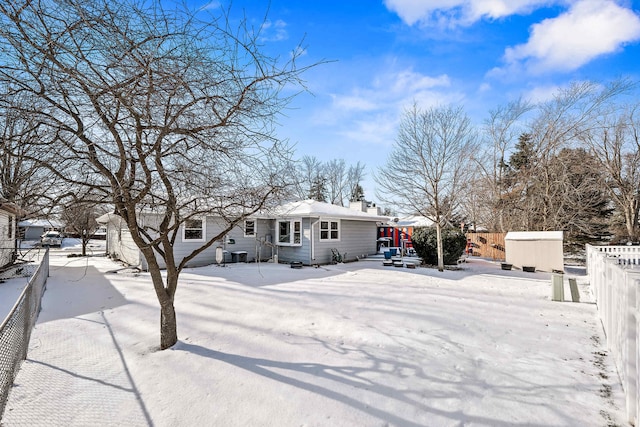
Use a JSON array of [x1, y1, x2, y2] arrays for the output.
[[320, 67, 462, 147], [342, 114, 399, 145], [329, 67, 453, 116], [383, 0, 556, 27], [198, 1, 220, 11], [390, 70, 451, 93], [331, 94, 378, 111], [478, 82, 492, 93], [523, 84, 563, 103], [259, 19, 288, 42], [504, 0, 640, 73]]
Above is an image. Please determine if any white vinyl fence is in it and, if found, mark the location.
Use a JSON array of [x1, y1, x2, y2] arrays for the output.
[[586, 244, 639, 425]]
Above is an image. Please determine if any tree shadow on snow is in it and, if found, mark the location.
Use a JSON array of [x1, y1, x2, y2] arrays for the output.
[[174, 341, 578, 427]]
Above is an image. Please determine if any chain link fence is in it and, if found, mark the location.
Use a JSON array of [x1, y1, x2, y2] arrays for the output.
[[0, 248, 49, 419]]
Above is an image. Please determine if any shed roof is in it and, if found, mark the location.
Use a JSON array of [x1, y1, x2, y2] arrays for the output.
[[505, 231, 563, 241]]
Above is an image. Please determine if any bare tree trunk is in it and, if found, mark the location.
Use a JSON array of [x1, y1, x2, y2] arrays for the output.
[[160, 300, 177, 350], [436, 220, 444, 272], [624, 202, 639, 240], [140, 246, 179, 349]]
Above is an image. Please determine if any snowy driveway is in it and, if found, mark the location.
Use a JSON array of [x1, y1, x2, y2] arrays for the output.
[[2, 251, 626, 426]]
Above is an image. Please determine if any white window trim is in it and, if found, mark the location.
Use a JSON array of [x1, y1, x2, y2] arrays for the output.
[[182, 218, 206, 242], [319, 218, 341, 241], [244, 220, 256, 237], [276, 218, 302, 246]]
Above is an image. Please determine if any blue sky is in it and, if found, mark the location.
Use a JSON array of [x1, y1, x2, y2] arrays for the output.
[[199, 0, 640, 203]]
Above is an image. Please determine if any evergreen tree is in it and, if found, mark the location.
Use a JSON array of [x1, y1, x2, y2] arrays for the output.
[[308, 176, 327, 202]]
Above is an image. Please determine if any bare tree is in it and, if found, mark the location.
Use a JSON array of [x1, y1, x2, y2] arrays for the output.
[[476, 80, 634, 235], [0, 93, 59, 218], [0, 0, 313, 349], [291, 156, 367, 205], [545, 148, 611, 247], [473, 98, 533, 231], [61, 201, 103, 256], [325, 159, 347, 205], [292, 155, 326, 201], [346, 161, 366, 202], [581, 104, 640, 240], [376, 103, 477, 271]]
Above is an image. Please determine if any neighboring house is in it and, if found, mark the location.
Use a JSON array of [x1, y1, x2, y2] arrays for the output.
[[17, 218, 64, 241], [98, 199, 388, 270], [0, 201, 21, 269], [377, 215, 434, 252]]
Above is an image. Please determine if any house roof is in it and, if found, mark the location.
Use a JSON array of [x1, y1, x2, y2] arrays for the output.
[[96, 200, 390, 224], [96, 213, 114, 224], [392, 215, 434, 228], [269, 199, 389, 222], [17, 218, 64, 228], [0, 201, 26, 217]]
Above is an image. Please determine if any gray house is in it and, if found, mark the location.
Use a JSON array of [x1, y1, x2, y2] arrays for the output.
[[17, 218, 64, 241], [269, 199, 388, 265], [98, 199, 388, 270]]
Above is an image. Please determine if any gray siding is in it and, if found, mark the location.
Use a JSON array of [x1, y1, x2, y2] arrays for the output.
[[276, 218, 312, 265], [275, 218, 378, 266], [106, 213, 379, 269], [164, 217, 227, 268], [105, 218, 141, 267], [223, 218, 276, 263], [143, 217, 278, 270], [312, 220, 378, 265], [23, 226, 45, 241]]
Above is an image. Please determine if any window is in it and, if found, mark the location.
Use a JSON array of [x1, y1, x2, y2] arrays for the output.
[[294, 221, 301, 244], [183, 218, 205, 242], [244, 220, 256, 237], [320, 219, 340, 241], [277, 219, 302, 246]]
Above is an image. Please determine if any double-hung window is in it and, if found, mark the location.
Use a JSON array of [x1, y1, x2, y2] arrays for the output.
[[244, 220, 256, 237], [183, 218, 205, 242], [277, 219, 301, 246], [320, 219, 340, 241]]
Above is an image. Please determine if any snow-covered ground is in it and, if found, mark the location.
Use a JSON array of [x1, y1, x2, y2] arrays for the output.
[[1, 241, 628, 426], [0, 240, 105, 321]]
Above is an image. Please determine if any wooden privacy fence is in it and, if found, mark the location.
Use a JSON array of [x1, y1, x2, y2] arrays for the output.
[[466, 232, 506, 261], [586, 244, 639, 426]]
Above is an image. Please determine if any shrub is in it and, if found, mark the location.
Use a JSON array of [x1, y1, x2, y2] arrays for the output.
[[411, 227, 467, 265]]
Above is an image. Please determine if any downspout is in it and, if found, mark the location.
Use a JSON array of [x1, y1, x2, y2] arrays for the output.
[[311, 219, 319, 263]]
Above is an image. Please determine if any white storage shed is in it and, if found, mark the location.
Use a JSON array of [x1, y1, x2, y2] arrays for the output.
[[504, 231, 564, 272]]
